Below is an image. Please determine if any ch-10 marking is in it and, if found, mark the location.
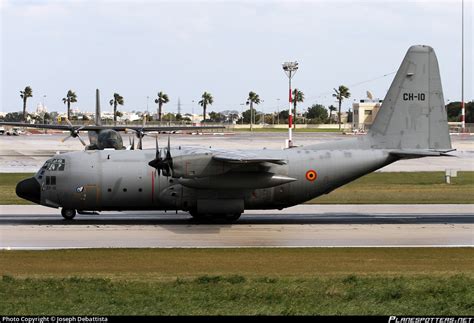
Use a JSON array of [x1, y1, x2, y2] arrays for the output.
[[403, 93, 426, 101]]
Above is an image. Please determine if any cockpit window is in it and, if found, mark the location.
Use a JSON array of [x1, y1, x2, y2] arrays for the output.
[[47, 159, 65, 171], [41, 161, 51, 169]]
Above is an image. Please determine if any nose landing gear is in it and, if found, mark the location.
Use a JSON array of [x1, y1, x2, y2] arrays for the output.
[[61, 208, 76, 220]]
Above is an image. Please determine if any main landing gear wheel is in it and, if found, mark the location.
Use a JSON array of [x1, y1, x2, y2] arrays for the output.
[[188, 211, 241, 223], [61, 208, 76, 220]]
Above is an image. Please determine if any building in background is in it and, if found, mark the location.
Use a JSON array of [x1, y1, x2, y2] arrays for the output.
[[352, 92, 383, 131]]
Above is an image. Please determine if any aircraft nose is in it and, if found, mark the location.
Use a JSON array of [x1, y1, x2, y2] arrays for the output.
[[16, 177, 41, 204]]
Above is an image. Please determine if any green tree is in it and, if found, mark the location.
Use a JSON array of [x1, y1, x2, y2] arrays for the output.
[[333, 85, 351, 129], [446, 101, 474, 123], [239, 109, 252, 124], [292, 89, 304, 128], [43, 112, 51, 123], [208, 111, 224, 122], [246, 91, 261, 131], [278, 109, 289, 123], [20, 86, 33, 122], [154, 91, 169, 122], [109, 93, 124, 126], [306, 104, 328, 123], [62, 90, 77, 121], [199, 92, 214, 122], [4, 112, 23, 122]]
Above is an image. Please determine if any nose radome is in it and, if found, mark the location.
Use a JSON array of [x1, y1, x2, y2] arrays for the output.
[[16, 177, 41, 204]]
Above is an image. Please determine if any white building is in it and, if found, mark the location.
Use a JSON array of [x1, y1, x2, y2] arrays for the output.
[[352, 99, 382, 131]]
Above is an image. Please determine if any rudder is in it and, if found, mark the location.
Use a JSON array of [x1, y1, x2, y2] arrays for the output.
[[368, 45, 451, 150]]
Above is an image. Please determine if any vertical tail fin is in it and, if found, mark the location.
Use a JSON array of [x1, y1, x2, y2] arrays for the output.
[[368, 45, 451, 150]]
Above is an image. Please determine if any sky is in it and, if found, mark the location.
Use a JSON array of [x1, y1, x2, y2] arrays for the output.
[[1, 0, 472, 116]]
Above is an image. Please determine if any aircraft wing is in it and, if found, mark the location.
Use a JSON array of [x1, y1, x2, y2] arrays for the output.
[[0, 122, 72, 130], [0, 122, 224, 132], [106, 125, 224, 132], [212, 151, 287, 165]]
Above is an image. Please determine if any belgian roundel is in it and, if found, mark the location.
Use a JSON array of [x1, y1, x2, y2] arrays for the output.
[[305, 170, 317, 182]]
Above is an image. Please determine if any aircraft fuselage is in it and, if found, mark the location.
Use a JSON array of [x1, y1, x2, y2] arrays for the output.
[[19, 144, 395, 216]]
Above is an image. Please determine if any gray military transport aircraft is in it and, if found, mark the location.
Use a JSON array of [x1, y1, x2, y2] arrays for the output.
[[14, 45, 453, 222]]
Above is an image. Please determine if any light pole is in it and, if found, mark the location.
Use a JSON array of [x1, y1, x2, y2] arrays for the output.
[[282, 61, 299, 148]]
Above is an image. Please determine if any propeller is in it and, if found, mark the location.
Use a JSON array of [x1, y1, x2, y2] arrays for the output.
[[125, 127, 146, 150], [61, 118, 86, 146], [148, 136, 173, 177], [125, 115, 148, 150], [128, 136, 135, 150]]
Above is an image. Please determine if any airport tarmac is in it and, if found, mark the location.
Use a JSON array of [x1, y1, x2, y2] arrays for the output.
[[1, 205, 472, 249], [0, 132, 473, 172]]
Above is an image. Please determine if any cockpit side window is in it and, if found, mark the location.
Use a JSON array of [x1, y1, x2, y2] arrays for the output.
[[47, 159, 65, 171]]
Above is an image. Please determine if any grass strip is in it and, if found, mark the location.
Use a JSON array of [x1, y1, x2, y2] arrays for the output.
[[1, 274, 472, 315], [1, 248, 472, 279]]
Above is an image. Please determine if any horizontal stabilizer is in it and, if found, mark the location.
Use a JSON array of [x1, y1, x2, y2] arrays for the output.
[[389, 149, 456, 159]]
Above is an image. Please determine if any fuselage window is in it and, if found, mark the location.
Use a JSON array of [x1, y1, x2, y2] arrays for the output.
[[46, 176, 50, 185], [50, 176, 56, 185]]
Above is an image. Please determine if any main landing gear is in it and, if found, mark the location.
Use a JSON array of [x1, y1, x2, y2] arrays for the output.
[[189, 210, 241, 223], [61, 208, 76, 220]]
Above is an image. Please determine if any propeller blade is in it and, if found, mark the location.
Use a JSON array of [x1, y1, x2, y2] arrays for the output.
[[131, 136, 135, 150], [166, 136, 172, 160], [77, 135, 87, 146], [61, 135, 72, 142], [65, 118, 73, 127]]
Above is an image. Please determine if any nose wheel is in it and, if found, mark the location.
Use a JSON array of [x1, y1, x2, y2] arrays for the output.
[[61, 208, 76, 220]]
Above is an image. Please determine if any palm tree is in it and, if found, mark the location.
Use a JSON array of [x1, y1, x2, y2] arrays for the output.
[[198, 92, 213, 122], [246, 91, 261, 131], [332, 85, 351, 130], [20, 86, 33, 121], [292, 88, 304, 129], [154, 91, 169, 122], [62, 90, 78, 121], [109, 93, 124, 126], [328, 105, 337, 124]]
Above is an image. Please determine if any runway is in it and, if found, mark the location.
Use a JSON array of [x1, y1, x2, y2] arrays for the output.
[[1, 205, 472, 249]]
